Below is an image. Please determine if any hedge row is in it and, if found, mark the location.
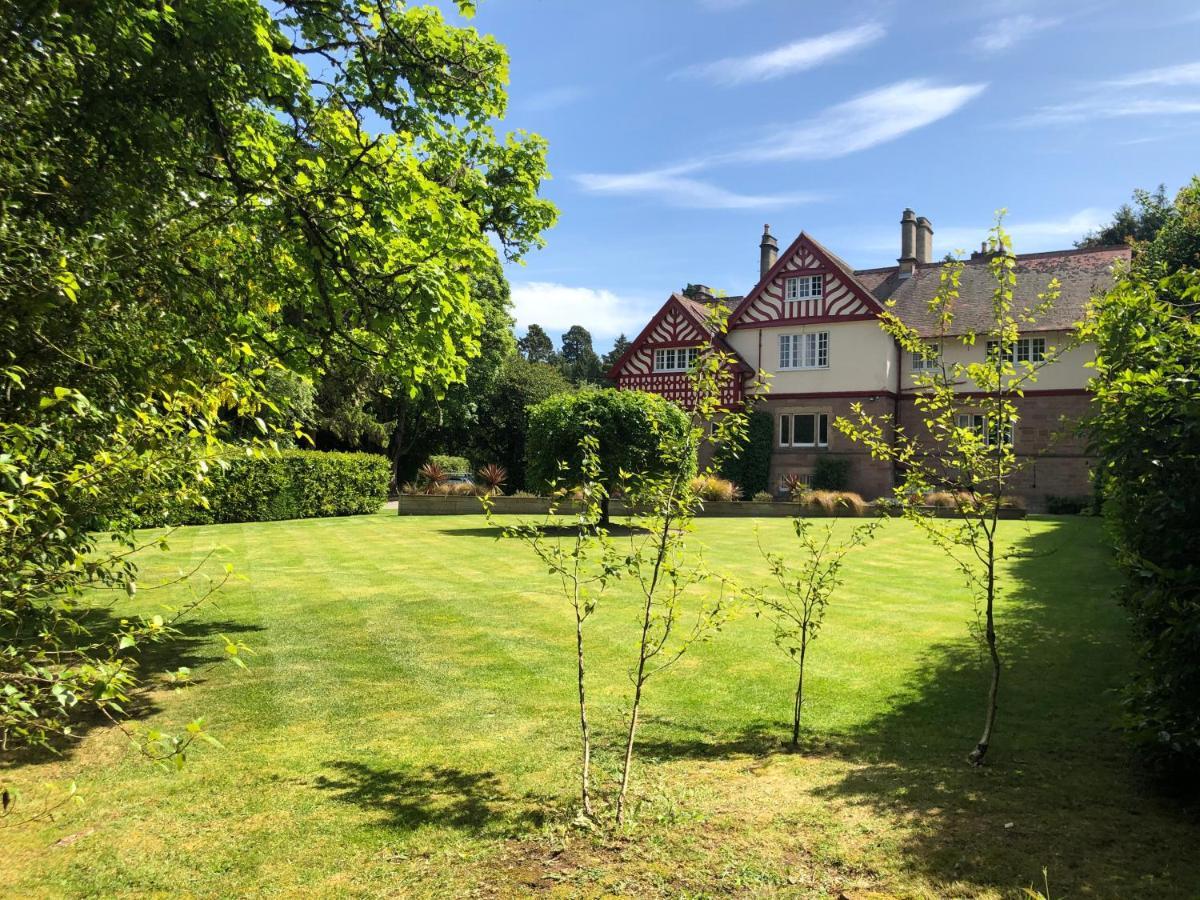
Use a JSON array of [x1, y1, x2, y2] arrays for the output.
[[171, 450, 390, 525]]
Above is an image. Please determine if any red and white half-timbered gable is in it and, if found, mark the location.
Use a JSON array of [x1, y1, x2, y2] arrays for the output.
[[608, 294, 749, 408], [728, 232, 884, 328]]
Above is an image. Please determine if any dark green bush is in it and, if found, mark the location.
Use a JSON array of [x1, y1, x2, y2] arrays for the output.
[[164, 450, 390, 524], [429, 454, 470, 475], [812, 456, 851, 491], [1045, 494, 1089, 515], [719, 409, 772, 498]]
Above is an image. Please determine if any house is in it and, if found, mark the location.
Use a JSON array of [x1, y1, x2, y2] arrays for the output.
[[607, 210, 1130, 506]]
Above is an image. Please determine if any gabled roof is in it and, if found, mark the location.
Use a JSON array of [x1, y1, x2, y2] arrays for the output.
[[859, 245, 1129, 336], [728, 231, 886, 328], [606, 292, 753, 380]]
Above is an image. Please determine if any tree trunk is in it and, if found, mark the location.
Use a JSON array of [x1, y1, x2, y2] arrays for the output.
[[968, 554, 1001, 766], [791, 646, 807, 747], [599, 495, 610, 528], [574, 611, 593, 817], [615, 675, 644, 825]]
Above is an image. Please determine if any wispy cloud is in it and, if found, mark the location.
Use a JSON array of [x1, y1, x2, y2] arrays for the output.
[[576, 79, 985, 208], [970, 14, 1061, 54], [520, 85, 587, 113], [510, 282, 652, 341], [1023, 58, 1200, 126], [731, 79, 988, 163], [1106, 60, 1200, 88], [678, 23, 885, 85], [575, 164, 815, 209]]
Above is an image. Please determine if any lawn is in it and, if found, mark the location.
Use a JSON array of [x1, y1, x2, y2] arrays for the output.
[[3, 511, 1198, 898]]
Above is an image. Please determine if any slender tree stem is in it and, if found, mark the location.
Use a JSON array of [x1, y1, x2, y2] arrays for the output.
[[574, 603, 593, 817]]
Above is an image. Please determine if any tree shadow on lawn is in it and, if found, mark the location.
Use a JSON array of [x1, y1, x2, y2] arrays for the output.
[[632, 521, 1200, 896], [313, 759, 551, 834], [437, 523, 650, 539], [0, 612, 264, 768]]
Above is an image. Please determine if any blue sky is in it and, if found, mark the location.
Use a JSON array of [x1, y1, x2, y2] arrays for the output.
[[457, 0, 1200, 351]]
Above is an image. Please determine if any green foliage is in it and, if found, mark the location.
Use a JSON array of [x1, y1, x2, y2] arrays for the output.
[[469, 356, 572, 490], [0, 0, 553, 770], [838, 215, 1069, 766], [559, 325, 604, 384], [601, 334, 631, 383], [756, 517, 879, 743], [525, 389, 695, 506], [1085, 264, 1200, 776], [1077, 184, 1174, 249], [811, 456, 851, 491], [159, 451, 389, 525], [719, 410, 773, 498], [517, 324, 557, 364], [1044, 495, 1090, 515], [1136, 176, 1200, 283], [751, 491, 774, 503], [429, 455, 470, 475]]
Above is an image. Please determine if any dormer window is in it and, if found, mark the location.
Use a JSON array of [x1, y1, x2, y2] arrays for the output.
[[785, 274, 823, 302]]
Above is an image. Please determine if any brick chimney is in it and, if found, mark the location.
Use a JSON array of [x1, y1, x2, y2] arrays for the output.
[[916, 216, 933, 264], [898, 208, 918, 277], [759, 224, 778, 278]]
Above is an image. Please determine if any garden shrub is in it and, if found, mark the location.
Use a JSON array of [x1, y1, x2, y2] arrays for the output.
[[429, 454, 470, 475], [690, 475, 740, 502], [752, 491, 774, 503], [812, 456, 851, 491], [719, 409, 772, 497], [169, 450, 389, 524], [797, 490, 866, 517], [1045, 494, 1089, 515]]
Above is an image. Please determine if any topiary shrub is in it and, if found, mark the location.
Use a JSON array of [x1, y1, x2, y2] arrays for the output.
[[526, 388, 694, 522], [165, 450, 389, 524], [812, 455, 851, 491]]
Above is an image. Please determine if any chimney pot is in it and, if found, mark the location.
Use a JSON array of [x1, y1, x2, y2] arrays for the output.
[[898, 208, 918, 277], [759, 224, 778, 279], [915, 216, 933, 264]]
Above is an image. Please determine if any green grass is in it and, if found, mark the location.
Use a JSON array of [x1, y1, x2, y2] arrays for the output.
[[4, 511, 1198, 898]]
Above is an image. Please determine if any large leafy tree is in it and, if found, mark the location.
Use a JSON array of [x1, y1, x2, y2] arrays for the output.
[[517, 324, 557, 364], [1085, 178, 1200, 778], [0, 0, 554, 764], [559, 324, 603, 384], [1077, 185, 1174, 249], [469, 356, 571, 490]]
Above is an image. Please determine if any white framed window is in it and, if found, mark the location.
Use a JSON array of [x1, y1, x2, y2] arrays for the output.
[[911, 341, 942, 372], [957, 413, 1014, 447], [985, 337, 1046, 364], [784, 274, 823, 301], [653, 346, 700, 372], [779, 412, 829, 448], [778, 332, 829, 370]]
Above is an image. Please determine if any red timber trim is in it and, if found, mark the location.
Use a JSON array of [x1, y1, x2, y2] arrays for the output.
[[728, 231, 886, 329], [775, 267, 825, 278], [761, 390, 898, 401], [754, 313, 877, 328], [899, 388, 1092, 399], [605, 294, 704, 380]]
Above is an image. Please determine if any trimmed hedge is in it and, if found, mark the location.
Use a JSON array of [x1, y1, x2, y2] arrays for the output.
[[719, 409, 772, 498], [428, 454, 470, 475], [812, 455, 851, 491], [177, 450, 389, 525]]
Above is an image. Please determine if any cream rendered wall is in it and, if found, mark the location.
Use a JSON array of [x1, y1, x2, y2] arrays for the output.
[[727, 319, 897, 394], [898, 330, 1093, 392]]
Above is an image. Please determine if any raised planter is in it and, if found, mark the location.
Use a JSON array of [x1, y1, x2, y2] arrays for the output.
[[396, 495, 1024, 519]]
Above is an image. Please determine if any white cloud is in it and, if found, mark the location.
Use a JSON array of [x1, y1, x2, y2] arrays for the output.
[[510, 282, 653, 341], [970, 14, 1061, 54], [1106, 60, 1200, 88], [574, 164, 816, 209], [1022, 96, 1200, 126], [678, 23, 885, 85], [730, 79, 988, 163], [1023, 58, 1200, 126]]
